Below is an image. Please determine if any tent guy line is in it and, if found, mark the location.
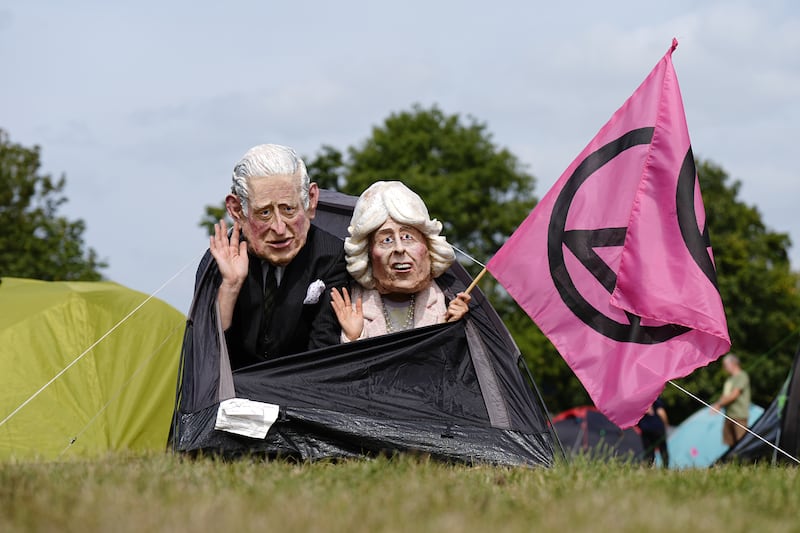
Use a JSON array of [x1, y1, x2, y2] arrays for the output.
[[0, 256, 197, 431], [669, 380, 800, 465], [55, 320, 186, 459], [452, 245, 487, 269]]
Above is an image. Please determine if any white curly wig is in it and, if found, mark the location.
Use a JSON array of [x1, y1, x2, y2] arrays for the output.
[[344, 181, 455, 289]]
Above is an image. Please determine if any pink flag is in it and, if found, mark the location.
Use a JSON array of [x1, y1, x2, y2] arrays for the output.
[[487, 39, 730, 428]]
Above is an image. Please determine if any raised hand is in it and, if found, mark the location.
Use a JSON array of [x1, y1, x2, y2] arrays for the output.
[[211, 219, 249, 331], [210, 219, 249, 289], [330, 287, 364, 341], [444, 292, 472, 323]]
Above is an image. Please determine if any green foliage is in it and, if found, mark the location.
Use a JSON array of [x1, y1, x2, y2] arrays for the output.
[[666, 160, 800, 421], [0, 129, 105, 281], [1, 454, 799, 532], [198, 204, 228, 236], [306, 144, 346, 192]]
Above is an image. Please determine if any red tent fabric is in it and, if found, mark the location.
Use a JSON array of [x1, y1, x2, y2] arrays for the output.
[[551, 406, 643, 461]]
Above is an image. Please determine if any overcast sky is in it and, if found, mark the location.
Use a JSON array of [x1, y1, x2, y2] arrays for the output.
[[2, 1, 798, 313]]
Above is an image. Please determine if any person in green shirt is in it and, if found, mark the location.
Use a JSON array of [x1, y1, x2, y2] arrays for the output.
[[712, 354, 751, 446]]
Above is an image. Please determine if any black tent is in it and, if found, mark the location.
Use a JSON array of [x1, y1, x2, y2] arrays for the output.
[[551, 406, 644, 462], [170, 190, 560, 467], [717, 344, 800, 464]]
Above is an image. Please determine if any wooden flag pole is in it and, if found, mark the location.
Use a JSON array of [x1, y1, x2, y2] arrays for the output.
[[464, 267, 488, 296]]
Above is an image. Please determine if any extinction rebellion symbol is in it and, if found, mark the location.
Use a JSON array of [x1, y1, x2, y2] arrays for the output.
[[547, 128, 718, 345]]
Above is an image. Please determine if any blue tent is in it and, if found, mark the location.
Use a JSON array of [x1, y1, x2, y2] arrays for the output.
[[667, 404, 763, 468]]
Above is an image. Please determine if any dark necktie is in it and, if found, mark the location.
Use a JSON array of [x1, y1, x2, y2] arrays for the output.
[[263, 265, 278, 330], [261, 265, 278, 358]]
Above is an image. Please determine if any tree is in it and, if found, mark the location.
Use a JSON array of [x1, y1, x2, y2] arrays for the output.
[[307, 145, 345, 192], [0, 130, 106, 281], [664, 159, 800, 421], [198, 204, 229, 236]]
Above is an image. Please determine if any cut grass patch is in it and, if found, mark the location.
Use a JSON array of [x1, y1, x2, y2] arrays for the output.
[[0, 453, 797, 532]]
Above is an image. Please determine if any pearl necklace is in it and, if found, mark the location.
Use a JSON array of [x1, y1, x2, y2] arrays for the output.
[[381, 294, 416, 333]]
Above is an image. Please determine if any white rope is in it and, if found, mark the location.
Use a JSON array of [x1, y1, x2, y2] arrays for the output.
[[452, 244, 487, 269], [0, 257, 197, 430], [668, 380, 800, 465], [56, 321, 185, 458]]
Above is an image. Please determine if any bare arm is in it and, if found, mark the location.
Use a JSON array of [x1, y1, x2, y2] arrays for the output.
[[209, 220, 249, 330], [656, 407, 669, 427], [712, 388, 742, 411]]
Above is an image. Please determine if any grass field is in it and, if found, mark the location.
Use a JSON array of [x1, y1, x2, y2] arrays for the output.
[[1, 453, 798, 533]]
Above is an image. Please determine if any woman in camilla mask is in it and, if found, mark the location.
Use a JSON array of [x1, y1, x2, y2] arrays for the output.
[[330, 181, 471, 342]]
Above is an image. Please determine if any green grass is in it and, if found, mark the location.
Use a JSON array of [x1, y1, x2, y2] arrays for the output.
[[1, 454, 798, 533]]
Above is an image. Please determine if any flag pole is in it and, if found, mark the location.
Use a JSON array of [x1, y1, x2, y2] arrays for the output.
[[464, 267, 488, 296]]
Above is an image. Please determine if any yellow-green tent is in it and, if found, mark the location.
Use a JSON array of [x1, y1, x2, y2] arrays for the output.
[[0, 277, 185, 460]]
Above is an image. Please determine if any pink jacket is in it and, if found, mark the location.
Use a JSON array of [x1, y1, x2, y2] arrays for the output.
[[343, 283, 448, 342]]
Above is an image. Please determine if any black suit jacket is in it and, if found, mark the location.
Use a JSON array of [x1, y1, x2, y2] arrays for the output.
[[223, 225, 348, 369]]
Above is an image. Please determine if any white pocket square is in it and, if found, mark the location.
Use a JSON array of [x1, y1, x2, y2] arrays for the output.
[[303, 279, 326, 305]]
